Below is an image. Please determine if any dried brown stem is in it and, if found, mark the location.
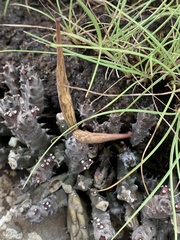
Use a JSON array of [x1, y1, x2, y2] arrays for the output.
[[56, 18, 132, 143], [56, 18, 77, 128], [73, 129, 132, 144]]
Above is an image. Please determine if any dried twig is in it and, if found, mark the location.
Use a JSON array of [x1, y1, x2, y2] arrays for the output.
[[56, 18, 132, 143], [56, 18, 77, 128]]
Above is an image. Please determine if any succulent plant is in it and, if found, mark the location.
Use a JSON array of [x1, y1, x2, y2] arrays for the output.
[[8, 146, 34, 170], [3, 62, 44, 113], [31, 154, 58, 185], [141, 186, 172, 219], [26, 194, 58, 223], [0, 63, 50, 153], [2, 62, 20, 95], [67, 190, 89, 239], [65, 135, 93, 174], [130, 104, 157, 146], [1, 62, 177, 240], [131, 219, 157, 240], [116, 148, 141, 208]]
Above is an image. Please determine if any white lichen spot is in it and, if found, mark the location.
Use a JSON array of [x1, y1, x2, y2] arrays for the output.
[[5, 196, 13, 205], [28, 232, 43, 240], [4, 228, 23, 239], [95, 200, 109, 212], [62, 183, 73, 194], [8, 137, 19, 148], [0, 210, 12, 229], [8, 150, 18, 170]]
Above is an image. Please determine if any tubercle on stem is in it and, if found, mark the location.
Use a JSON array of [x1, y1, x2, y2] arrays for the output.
[[56, 18, 132, 144]]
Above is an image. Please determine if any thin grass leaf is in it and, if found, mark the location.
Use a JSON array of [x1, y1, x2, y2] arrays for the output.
[[11, 3, 55, 21], [3, 0, 10, 16]]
